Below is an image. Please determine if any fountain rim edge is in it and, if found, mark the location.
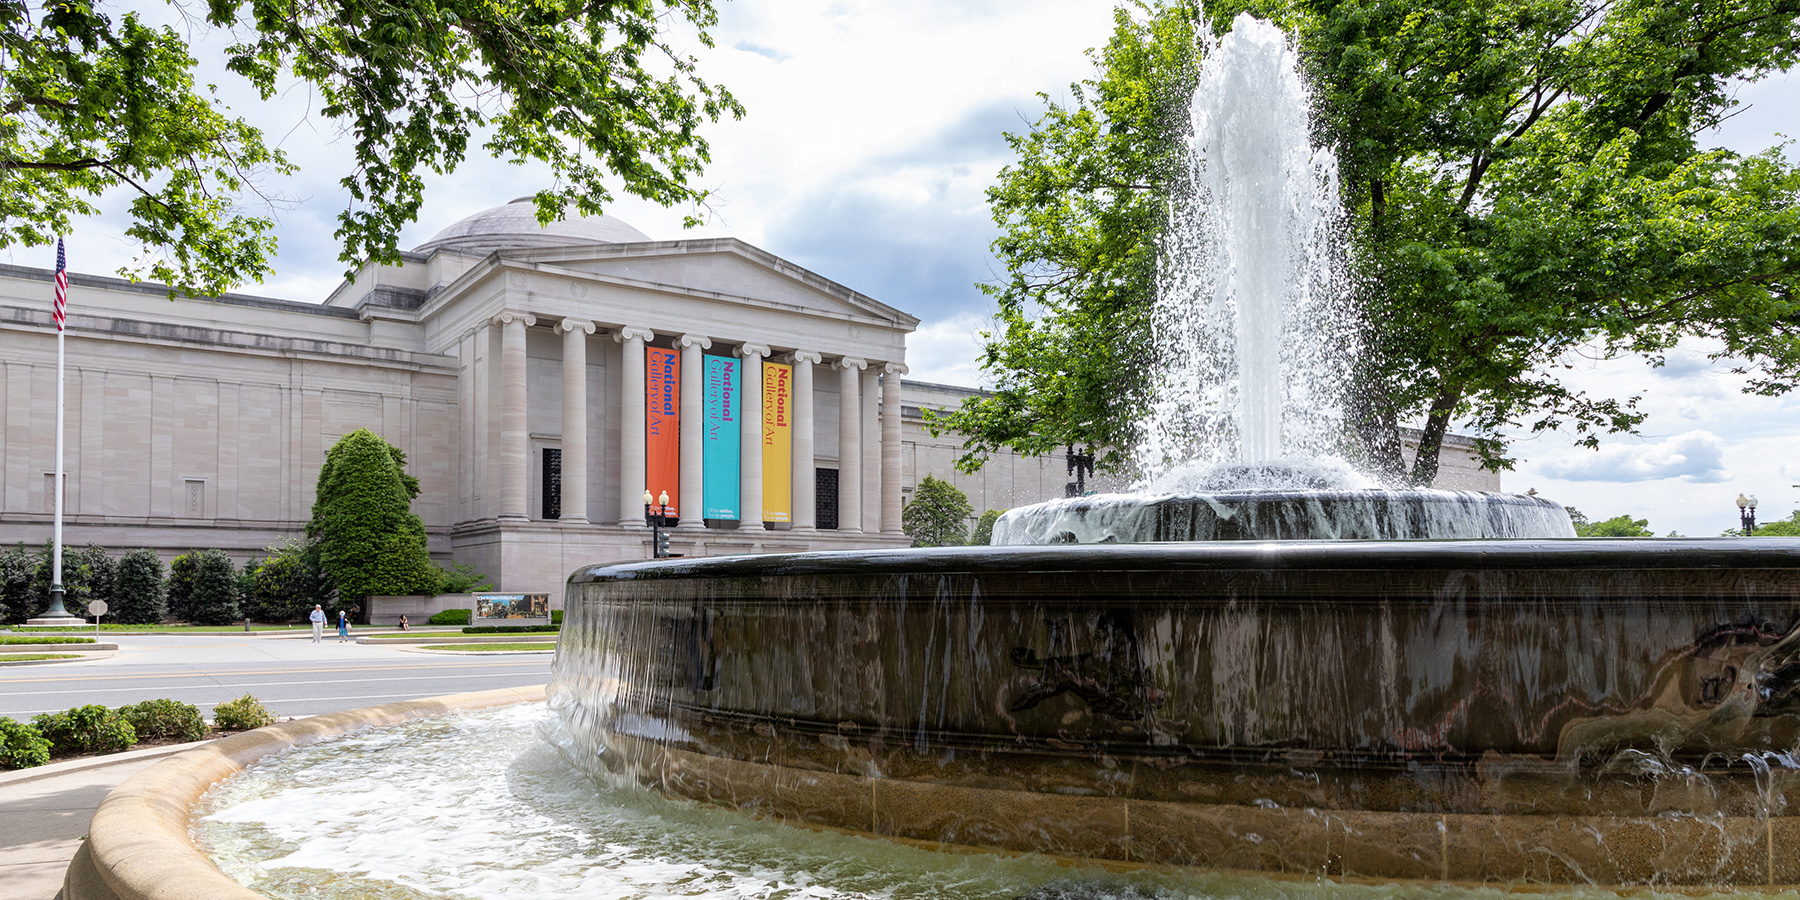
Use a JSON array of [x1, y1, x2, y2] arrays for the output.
[[567, 538, 1800, 584]]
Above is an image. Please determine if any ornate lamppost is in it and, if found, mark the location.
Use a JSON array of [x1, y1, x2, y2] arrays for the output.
[[1065, 445, 1095, 498], [643, 489, 675, 558], [1737, 492, 1758, 537]]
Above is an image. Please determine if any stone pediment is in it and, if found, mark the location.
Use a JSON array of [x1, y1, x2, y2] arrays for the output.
[[501, 239, 918, 330]]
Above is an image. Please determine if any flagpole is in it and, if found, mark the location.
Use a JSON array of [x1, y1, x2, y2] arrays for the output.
[[42, 238, 73, 621]]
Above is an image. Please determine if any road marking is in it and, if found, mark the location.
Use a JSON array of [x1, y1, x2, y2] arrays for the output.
[[0, 661, 551, 685]]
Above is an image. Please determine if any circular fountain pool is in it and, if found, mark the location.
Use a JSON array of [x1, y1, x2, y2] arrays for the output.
[[191, 702, 1800, 900]]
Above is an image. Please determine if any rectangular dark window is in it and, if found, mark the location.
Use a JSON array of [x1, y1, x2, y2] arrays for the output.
[[816, 467, 839, 530], [542, 448, 562, 520]]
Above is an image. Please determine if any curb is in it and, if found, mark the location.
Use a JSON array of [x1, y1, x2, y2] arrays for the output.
[[399, 647, 556, 656], [0, 651, 116, 667], [0, 738, 216, 788], [65, 684, 548, 900]]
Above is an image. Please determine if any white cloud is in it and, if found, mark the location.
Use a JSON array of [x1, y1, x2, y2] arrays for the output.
[[1535, 430, 1728, 483], [904, 312, 994, 388]]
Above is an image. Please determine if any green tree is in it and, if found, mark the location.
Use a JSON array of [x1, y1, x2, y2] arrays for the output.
[[184, 548, 241, 625], [245, 538, 333, 622], [74, 543, 115, 617], [971, 509, 1006, 546], [112, 548, 168, 625], [26, 541, 93, 618], [0, 543, 35, 624], [903, 476, 975, 548], [2, 0, 742, 297], [308, 429, 437, 604], [165, 551, 197, 622], [1575, 515, 1655, 538], [943, 0, 1800, 485], [1751, 510, 1800, 536]]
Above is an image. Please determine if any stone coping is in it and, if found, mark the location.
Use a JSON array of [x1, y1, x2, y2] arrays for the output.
[[63, 684, 547, 900]]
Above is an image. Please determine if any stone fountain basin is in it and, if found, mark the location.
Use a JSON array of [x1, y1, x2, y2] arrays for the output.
[[62, 685, 546, 900], [553, 539, 1800, 886]]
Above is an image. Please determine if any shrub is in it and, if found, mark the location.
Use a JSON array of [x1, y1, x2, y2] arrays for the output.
[[119, 699, 207, 743], [429, 608, 471, 625], [550, 609, 563, 625], [185, 550, 242, 625], [971, 509, 1006, 546], [902, 475, 974, 547], [113, 549, 168, 625], [309, 430, 438, 603], [32, 705, 137, 755], [0, 718, 51, 769], [462, 624, 559, 634], [436, 561, 493, 594], [246, 539, 334, 622], [0, 636, 94, 645], [212, 694, 275, 731]]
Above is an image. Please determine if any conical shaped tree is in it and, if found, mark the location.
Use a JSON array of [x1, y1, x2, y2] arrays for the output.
[[308, 429, 437, 606]]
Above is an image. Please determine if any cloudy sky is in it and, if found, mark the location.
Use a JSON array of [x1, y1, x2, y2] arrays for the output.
[[16, 1, 1800, 538]]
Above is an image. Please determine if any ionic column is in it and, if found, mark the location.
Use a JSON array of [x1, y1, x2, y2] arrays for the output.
[[790, 351, 822, 531], [677, 334, 711, 530], [880, 362, 907, 535], [736, 343, 771, 527], [836, 357, 866, 533], [494, 311, 534, 520], [861, 367, 881, 533], [615, 326, 655, 526], [556, 318, 596, 524]]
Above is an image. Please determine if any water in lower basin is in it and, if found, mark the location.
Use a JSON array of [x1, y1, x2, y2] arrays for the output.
[[195, 703, 1789, 900]]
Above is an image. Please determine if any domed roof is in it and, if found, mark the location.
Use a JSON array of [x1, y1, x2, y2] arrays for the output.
[[413, 197, 651, 255]]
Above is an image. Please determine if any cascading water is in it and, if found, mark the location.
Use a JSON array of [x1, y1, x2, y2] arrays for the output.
[[1139, 13, 1354, 478]]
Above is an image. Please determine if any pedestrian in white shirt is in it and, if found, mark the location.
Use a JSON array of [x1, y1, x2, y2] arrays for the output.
[[309, 604, 326, 643]]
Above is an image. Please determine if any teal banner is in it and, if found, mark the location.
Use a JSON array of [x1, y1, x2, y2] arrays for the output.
[[702, 354, 740, 519]]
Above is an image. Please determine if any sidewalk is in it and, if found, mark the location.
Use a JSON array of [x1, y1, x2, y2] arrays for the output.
[[0, 741, 209, 900]]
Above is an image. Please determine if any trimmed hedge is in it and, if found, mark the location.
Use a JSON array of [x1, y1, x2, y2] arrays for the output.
[[461, 624, 560, 634], [32, 705, 136, 755], [0, 636, 95, 645], [429, 608, 471, 626], [120, 699, 207, 743], [0, 718, 50, 769], [551, 609, 563, 624]]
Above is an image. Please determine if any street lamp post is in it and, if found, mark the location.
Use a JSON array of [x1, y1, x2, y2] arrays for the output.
[[1065, 445, 1095, 498], [1737, 492, 1759, 537], [643, 489, 676, 558]]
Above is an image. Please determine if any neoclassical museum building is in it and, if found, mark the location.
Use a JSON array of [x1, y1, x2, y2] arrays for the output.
[[0, 199, 1497, 606]]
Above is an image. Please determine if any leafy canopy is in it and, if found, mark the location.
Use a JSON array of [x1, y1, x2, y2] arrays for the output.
[[1, 0, 743, 296], [941, 0, 1800, 486]]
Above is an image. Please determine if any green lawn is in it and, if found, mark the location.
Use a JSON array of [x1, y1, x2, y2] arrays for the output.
[[0, 636, 96, 645], [419, 643, 556, 652], [0, 653, 82, 661]]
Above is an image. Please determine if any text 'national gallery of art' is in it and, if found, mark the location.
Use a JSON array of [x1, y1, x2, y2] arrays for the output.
[[0, 199, 1496, 608]]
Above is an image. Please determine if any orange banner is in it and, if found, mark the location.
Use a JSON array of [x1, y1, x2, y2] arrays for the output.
[[646, 347, 680, 514]]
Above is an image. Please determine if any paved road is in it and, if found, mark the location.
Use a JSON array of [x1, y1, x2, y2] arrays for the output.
[[0, 633, 554, 721]]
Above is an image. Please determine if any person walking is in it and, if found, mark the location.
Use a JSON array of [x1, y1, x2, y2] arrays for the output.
[[336, 610, 350, 643], [310, 604, 326, 643]]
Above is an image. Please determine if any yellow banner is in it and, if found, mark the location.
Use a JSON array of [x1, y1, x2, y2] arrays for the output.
[[762, 362, 792, 523]]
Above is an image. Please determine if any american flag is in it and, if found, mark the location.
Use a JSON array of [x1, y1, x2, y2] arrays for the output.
[[53, 238, 67, 332]]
